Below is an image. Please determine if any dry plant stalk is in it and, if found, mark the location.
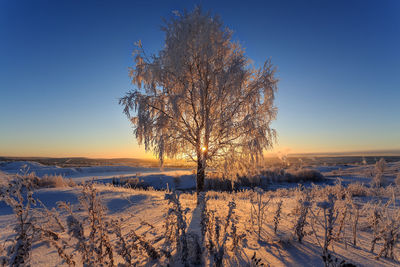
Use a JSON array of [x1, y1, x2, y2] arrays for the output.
[[293, 187, 311, 243], [310, 194, 339, 267], [250, 188, 271, 241]]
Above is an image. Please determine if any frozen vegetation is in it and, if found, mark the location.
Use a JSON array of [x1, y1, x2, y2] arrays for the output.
[[0, 158, 400, 266]]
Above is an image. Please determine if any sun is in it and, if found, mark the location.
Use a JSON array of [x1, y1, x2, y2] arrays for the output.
[[201, 146, 207, 152]]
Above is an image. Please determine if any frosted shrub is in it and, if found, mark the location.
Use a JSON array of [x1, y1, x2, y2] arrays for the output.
[[346, 182, 370, 197], [114, 177, 149, 189], [371, 158, 386, 188], [29, 198, 77, 266], [330, 179, 345, 200], [370, 196, 400, 260], [12, 167, 75, 188], [203, 200, 241, 267], [107, 218, 161, 265], [310, 194, 339, 267], [371, 173, 385, 188], [109, 219, 135, 265], [39, 174, 76, 188], [58, 183, 114, 266], [203, 209, 219, 258], [0, 175, 37, 266], [375, 158, 386, 173], [273, 200, 283, 234], [229, 208, 242, 251], [126, 227, 160, 261], [335, 191, 352, 241], [164, 191, 189, 264], [36, 183, 162, 266], [367, 202, 385, 253], [80, 183, 114, 265], [0, 172, 77, 266], [293, 187, 311, 243], [250, 188, 271, 241]]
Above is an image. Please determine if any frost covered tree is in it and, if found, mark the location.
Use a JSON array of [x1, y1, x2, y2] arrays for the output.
[[120, 7, 278, 193]]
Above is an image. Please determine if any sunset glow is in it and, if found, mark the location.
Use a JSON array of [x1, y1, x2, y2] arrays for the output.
[[1, 0, 399, 158]]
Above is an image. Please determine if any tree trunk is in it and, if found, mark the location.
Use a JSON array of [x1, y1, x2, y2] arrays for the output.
[[196, 157, 205, 193]]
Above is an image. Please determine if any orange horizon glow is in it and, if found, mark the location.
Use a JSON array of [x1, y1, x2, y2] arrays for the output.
[[2, 143, 399, 159]]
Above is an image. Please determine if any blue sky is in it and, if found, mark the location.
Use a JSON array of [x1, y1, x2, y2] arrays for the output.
[[1, 0, 399, 158]]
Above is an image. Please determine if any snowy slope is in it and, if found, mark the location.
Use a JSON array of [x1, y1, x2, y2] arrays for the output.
[[0, 161, 196, 189]]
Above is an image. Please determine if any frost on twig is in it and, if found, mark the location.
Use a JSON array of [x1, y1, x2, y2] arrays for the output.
[[250, 188, 271, 241]]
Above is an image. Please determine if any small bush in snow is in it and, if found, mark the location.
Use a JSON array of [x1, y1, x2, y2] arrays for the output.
[[335, 191, 352, 241], [42, 183, 163, 266], [370, 196, 400, 260], [12, 167, 75, 188], [164, 191, 189, 264], [108, 218, 134, 265], [346, 182, 370, 197], [293, 186, 311, 243], [58, 183, 115, 266], [203, 200, 242, 267], [310, 194, 339, 267], [250, 188, 271, 241], [273, 199, 283, 234], [371, 158, 386, 188], [0, 171, 79, 267], [367, 201, 385, 253], [113, 177, 149, 189], [39, 174, 76, 188], [0, 174, 38, 266]]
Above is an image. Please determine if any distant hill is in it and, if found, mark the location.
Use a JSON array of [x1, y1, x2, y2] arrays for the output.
[[0, 156, 194, 168]]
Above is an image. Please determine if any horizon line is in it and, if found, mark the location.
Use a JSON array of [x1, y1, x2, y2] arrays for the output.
[[1, 149, 400, 160]]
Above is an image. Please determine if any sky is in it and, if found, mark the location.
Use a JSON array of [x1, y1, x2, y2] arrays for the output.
[[1, 0, 399, 158]]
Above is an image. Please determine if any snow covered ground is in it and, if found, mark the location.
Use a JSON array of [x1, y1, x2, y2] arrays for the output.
[[0, 184, 399, 266], [0, 160, 399, 266], [0, 160, 195, 189]]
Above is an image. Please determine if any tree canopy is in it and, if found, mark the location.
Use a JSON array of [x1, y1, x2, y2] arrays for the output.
[[120, 7, 278, 191]]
